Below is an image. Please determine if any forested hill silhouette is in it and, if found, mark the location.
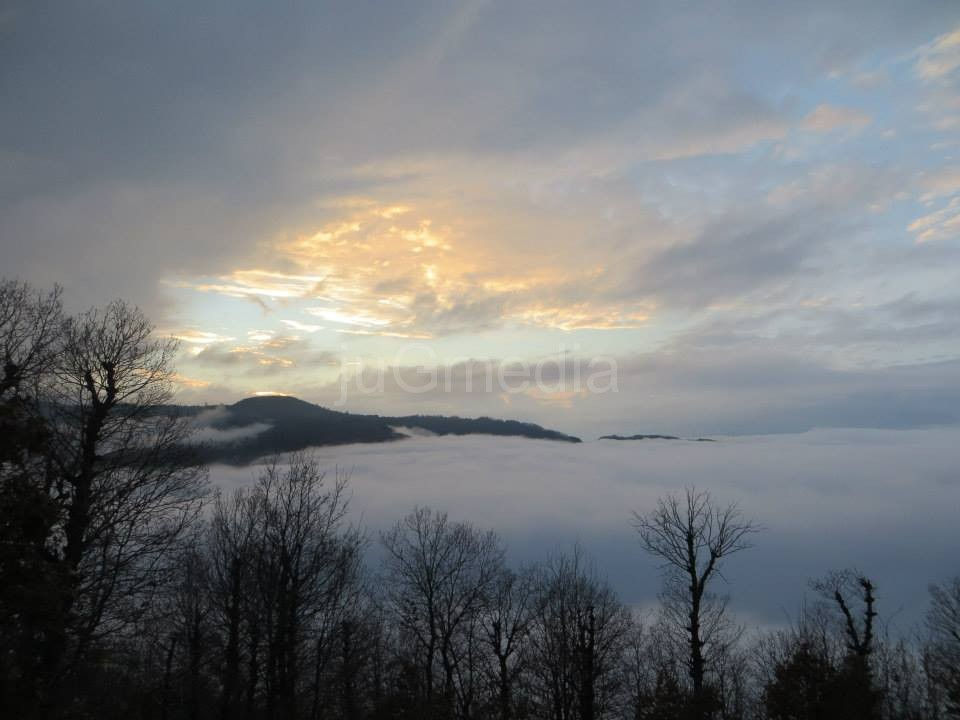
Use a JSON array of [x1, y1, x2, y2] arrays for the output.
[[184, 395, 581, 464]]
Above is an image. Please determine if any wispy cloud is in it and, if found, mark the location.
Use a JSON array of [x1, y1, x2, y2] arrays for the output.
[[909, 196, 960, 243], [916, 26, 960, 81], [800, 104, 872, 133]]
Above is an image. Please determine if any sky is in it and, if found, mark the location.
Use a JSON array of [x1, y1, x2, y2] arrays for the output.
[[211, 428, 960, 630], [3, 1, 960, 436]]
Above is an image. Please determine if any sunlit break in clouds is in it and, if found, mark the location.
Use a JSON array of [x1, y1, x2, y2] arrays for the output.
[[3, 1, 960, 436]]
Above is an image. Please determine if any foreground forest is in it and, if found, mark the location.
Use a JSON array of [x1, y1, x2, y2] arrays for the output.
[[2, 278, 960, 720]]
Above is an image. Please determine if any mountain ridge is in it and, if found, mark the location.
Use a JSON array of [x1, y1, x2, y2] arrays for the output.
[[183, 395, 582, 464]]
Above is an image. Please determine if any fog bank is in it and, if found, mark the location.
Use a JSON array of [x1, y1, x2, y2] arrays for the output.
[[210, 427, 960, 630]]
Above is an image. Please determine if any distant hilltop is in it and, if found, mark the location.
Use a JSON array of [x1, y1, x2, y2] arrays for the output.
[[176, 395, 581, 464]]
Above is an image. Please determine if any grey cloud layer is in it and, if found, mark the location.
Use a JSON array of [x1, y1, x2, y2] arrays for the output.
[[4, 1, 960, 432], [2, 0, 956, 303]]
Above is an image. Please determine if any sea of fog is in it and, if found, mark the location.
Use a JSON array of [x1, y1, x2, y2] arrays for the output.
[[209, 427, 960, 632]]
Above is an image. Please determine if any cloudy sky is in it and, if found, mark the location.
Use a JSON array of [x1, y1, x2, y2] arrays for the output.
[[4, 1, 960, 435]]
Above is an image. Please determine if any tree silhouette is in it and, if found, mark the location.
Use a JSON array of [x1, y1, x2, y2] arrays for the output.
[[633, 488, 759, 720], [927, 577, 960, 717]]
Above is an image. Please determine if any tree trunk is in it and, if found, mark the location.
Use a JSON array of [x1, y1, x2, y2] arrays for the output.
[[161, 636, 177, 720], [220, 561, 242, 720], [498, 654, 512, 720], [578, 607, 596, 720]]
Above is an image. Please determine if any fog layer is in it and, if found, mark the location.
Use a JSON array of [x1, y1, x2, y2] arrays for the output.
[[210, 428, 960, 629]]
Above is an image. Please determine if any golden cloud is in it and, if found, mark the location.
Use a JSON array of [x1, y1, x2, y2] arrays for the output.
[[174, 200, 654, 336], [169, 329, 236, 345], [171, 373, 211, 389]]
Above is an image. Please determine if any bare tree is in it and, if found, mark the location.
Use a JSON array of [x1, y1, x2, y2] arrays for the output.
[[13, 299, 208, 714], [160, 544, 217, 720], [529, 546, 633, 720], [622, 618, 691, 720], [380, 506, 504, 717], [632, 488, 759, 719], [0, 280, 66, 713], [250, 455, 355, 720], [321, 584, 384, 720], [755, 602, 846, 720], [812, 570, 877, 664], [207, 486, 260, 720], [874, 635, 930, 720], [126, 454, 363, 720], [809, 569, 882, 720], [0, 278, 63, 398], [927, 577, 960, 717], [481, 565, 538, 720]]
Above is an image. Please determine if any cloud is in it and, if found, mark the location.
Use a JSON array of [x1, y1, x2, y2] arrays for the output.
[[165, 152, 909, 341], [170, 373, 211, 389], [182, 332, 340, 380], [192, 344, 294, 369], [909, 196, 960, 243], [918, 166, 960, 201], [916, 25, 960, 81], [170, 329, 236, 345], [187, 407, 272, 444], [169, 271, 328, 301], [4, 0, 925, 315], [801, 104, 872, 133], [849, 69, 889, 89], [907, 167, 960, 242], [281, 319, 323, 333], [629, 163, 908, 311], [172, 198, 662, 336]]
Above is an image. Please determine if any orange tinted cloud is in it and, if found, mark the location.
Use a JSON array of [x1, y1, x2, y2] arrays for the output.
[[175, 200, 654, 336]]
